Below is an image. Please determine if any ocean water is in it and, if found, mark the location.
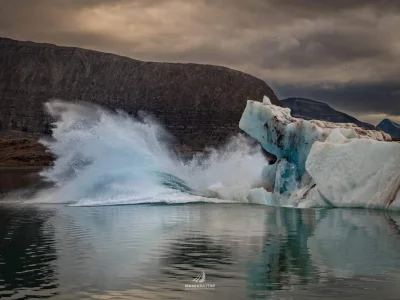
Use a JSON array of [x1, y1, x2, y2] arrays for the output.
[[2, 199, 400, 300], [1, 101, 400, 299]]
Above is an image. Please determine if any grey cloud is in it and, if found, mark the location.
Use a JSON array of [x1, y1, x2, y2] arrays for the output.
[[260, 28, 395, 69], [0, 0, 399, 121]]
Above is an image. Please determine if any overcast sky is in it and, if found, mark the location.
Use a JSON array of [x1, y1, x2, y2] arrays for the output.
[[0, 0, 399, 124]]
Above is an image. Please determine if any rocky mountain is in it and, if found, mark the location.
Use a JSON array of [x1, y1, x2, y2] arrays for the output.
[[0, 37, 278, 151], [280, 97, 375, 130], [377, 119, 400, 138]]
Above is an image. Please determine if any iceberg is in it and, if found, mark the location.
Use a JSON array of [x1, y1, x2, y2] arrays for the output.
[[240, 96, 391, 176], [240, 96, 400, 210]]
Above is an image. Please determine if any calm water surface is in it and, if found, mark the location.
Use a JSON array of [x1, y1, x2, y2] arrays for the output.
[[1, 171, 400, 299]]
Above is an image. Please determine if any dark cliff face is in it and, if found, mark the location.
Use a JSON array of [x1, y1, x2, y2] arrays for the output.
[[280, 97, 375, 130], [377, 119, 400, 138], [0, 37, 278, 150]]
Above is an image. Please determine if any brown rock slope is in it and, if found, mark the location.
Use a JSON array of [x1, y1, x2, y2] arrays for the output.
[[0, 131, 53, 167], [0, 37, 278, 153]]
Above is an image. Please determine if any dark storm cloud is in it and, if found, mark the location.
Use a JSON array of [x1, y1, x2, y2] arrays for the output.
[[0, 0, 399, 122]]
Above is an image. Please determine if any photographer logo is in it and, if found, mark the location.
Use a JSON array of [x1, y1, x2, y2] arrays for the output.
[[185, 271, 215, 290]]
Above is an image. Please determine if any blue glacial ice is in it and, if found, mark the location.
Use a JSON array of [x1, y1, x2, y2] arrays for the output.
[[273, 159, 299, 196]]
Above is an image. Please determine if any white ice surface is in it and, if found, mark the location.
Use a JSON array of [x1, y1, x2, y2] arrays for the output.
[[306, 130, 400, 209]]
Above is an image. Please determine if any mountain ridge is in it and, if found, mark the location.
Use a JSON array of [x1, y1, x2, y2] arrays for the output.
[[0, 37, 279, 151], [280, 97, 375, 130]]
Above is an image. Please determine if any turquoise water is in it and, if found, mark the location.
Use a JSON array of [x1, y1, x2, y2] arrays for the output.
[[1, 202, 400, 300]]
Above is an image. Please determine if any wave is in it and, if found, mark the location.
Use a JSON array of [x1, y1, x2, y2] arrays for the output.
[[33, 100, 268, 206]]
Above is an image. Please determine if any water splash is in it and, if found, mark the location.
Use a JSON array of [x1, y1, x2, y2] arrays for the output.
[[36, 100, 268, 206]]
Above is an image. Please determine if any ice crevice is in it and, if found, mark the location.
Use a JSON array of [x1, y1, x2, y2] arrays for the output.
[[240, 96, 400, 210]]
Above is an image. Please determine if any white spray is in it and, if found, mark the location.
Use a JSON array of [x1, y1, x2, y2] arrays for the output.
[[38, 100, 268, 206]]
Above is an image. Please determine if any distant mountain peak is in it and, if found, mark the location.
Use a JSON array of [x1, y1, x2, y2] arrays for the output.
[[379, 118, 399, 125], [280, 97, 375, 130], [377, 118, 400, 138]]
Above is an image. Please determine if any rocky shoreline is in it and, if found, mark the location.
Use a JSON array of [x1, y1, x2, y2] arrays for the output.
[[0, 131, 53, 168]]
